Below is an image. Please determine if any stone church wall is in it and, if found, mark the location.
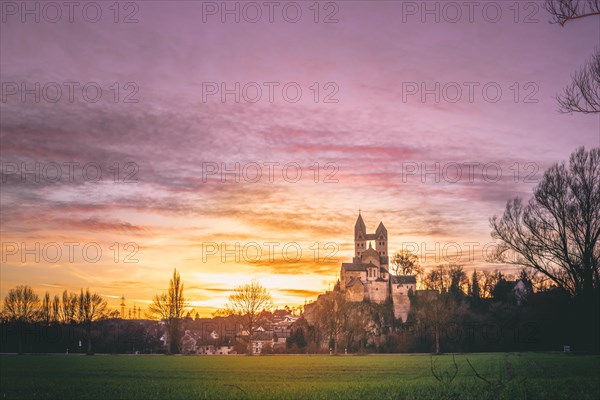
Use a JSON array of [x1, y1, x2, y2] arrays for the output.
[[367, 281, 388, 303]]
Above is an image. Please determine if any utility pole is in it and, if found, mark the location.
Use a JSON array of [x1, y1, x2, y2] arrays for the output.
[[120, 295, 126, 319]]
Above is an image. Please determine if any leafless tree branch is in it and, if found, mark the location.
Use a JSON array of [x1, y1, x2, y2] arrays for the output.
[[544, 0, 600, 26], [557, 50, 600, 114]]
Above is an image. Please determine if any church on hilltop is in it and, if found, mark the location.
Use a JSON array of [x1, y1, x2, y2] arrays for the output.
[[304, 212, 417, 324], [339, 212, 416, 321]]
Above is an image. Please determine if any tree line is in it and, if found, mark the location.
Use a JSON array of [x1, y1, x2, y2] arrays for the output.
[[0, 268, 276, 355], [1, 286, 107, 354], [3, 147, 598, 354]]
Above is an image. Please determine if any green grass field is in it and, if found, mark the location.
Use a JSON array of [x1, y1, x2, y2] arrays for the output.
[[1, 353, 599, 399]]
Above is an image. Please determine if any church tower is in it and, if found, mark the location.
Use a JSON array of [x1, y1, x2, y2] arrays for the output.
[[335, 212, 416, 322], [375, 221, 388, 269], [354, 211, 366, 258]]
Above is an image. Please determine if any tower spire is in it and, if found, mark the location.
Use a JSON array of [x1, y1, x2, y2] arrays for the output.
[[355, 211, 366, 235], [354, 211, 367, 259]]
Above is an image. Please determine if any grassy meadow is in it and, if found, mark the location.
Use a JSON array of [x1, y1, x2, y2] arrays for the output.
[[1, 353, 599, 399]]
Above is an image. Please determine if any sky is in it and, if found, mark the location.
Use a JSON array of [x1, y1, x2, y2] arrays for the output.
[[1, 1, 599, 316]]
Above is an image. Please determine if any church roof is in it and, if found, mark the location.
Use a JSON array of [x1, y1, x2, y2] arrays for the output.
[[354, 213, 366, 235], [391, 275, 417, 284], [362, 245, 379, 258], [345, 277, 364, 288], [376, 221, 387, 235], [342, 262, 365, 272]]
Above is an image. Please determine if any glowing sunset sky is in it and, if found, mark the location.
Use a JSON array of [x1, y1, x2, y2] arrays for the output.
[[1, 1, 598, 315]]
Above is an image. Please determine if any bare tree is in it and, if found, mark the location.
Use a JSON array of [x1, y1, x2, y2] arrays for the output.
[[544, 1, 600, 114], [491, 147, 600, 299], [313, 291, 348, 354], [425, 264, 478, 297], [148, 268, 188, 354], [471, 269, 481, 298], [2, 285, 40, 322], [481, 270, 503, 299], [51, 294, 61, 322], [390, 250, 424, 279], [61, 290, 78, 324], [557, 50, 600, 114], [518, 267, 553, 292], [448, 264, 468, 296], [423, 265, 451, 292], [2, 285, 41, 354], [544, 0, 600, 26], [414, 291, 448, 354], [78, 288, 107, 354], [148, 293, 169, 318], [40, 292, 52, 325], [223, 279, 273, 354]]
